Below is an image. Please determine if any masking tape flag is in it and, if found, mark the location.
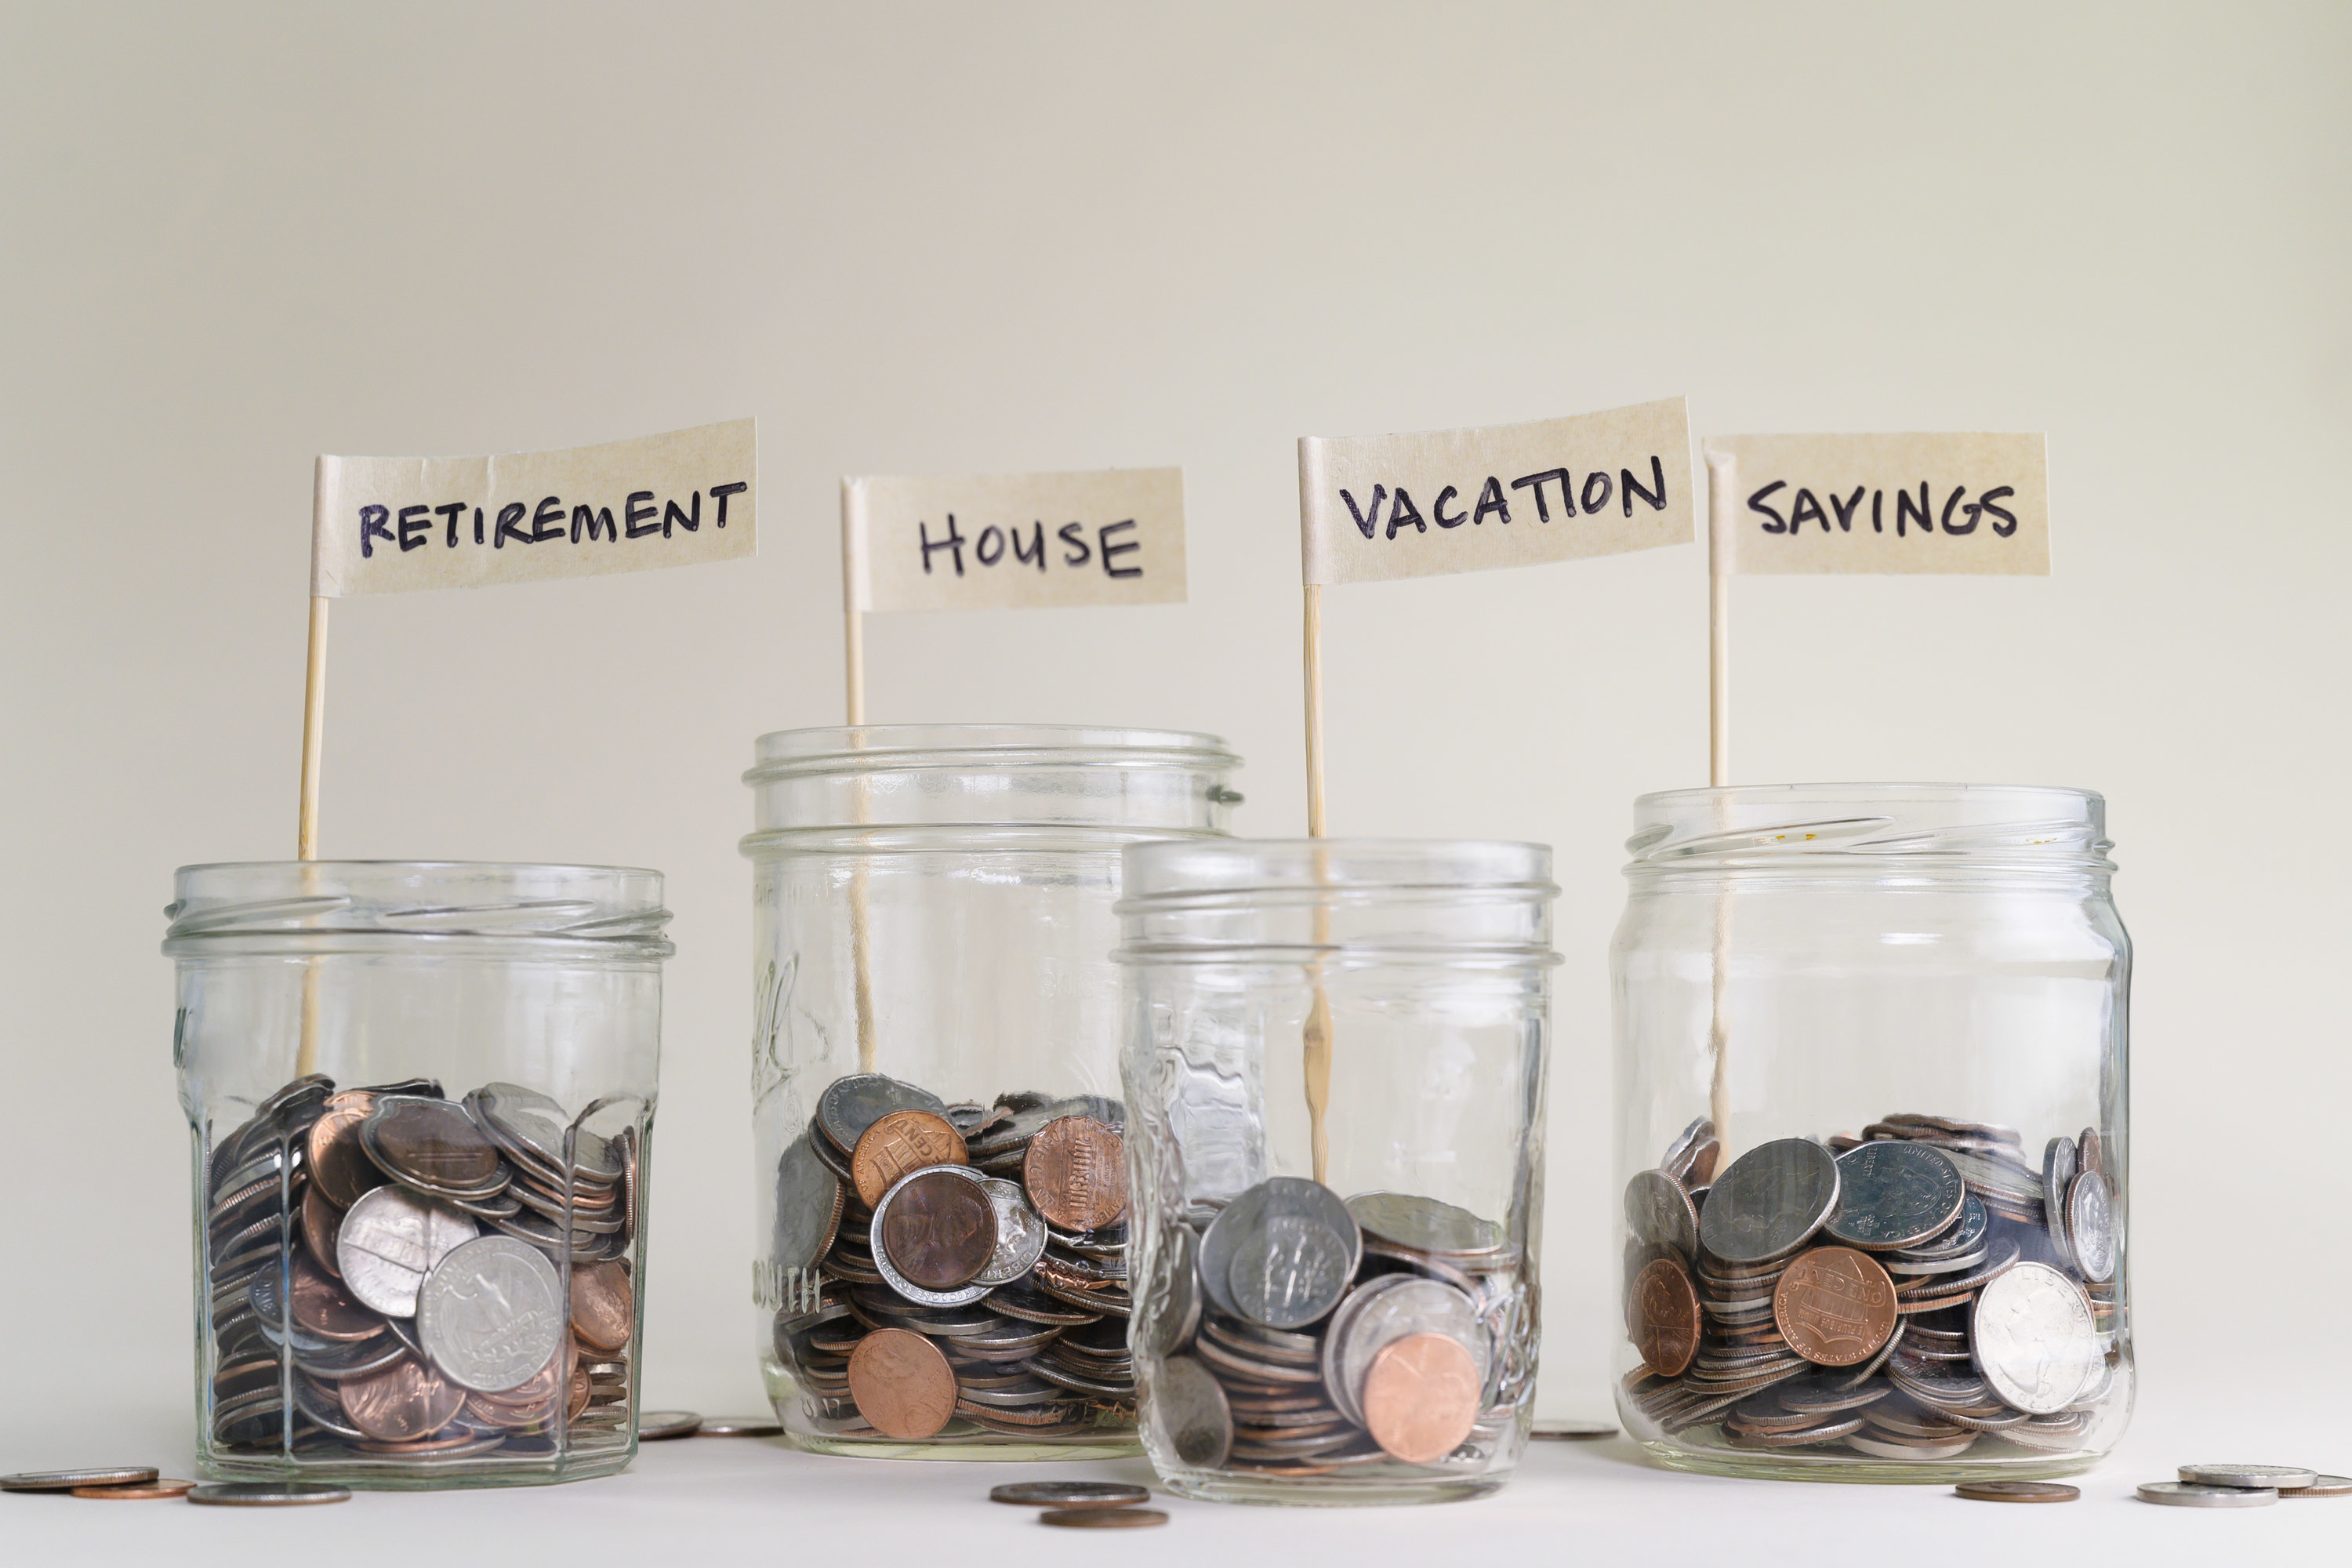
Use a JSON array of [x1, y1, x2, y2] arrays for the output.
[[844, 466, 1185, 613], [1298, 397, 1693, 586], [311, 419, 756, 596], [1705, 433, 2049, 575]]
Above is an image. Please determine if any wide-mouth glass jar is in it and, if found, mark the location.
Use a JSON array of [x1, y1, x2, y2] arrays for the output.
[[168, 862, 672, 1488], [742, 724, 1241, 1459], [1612, 786, 2130, 1482], [1118, 839, 1559, 1505]]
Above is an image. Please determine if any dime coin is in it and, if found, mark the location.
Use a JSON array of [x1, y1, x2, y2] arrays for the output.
[[1040, 1508, 1168, 1528], [2281, 1475, 2352, 1497], [1632, 1257, 1702, 1377], [1969, 1261, 2099, 1414], [570, 1259, 635, 1354], [2066, 1170, 2117, 1283], [637, 1410, 702, 1439], [1955, 1479, 2079, 1502], [1624, 1169, 1700, 1258], [772, 1131, 844, 1274], [876, 1167, 1000, 1292], [1220, 1178, 1361, 1330], [818, 1073, 946, 1152], [695, 1415, 782, 1436], [2138, 1481, 2277, 1508], [1023, 1116, 1129, 1231], [1361, 1331, 1480, 1465], [847, 1327, 957, 1439], [70, 1479, 195, 1499], [1152, 1354, 1233, 1470], [989, 1481, 1152, 1508], [337, 1185, 479, 1318], [1, 1467, 158, 1492], [1347, 1192, 1504, 1258], [1773, 1247, 1896, 1367], [416, 1235, 564, 1393], [187, 1482, 353, 1506], [1530, 1419, 1618, 1439], [339, 1356, 465, 1442], [851, 1109, 967, 1208], [2042, 1136, 2079, 1269], [2178, 1463, 2319, 1490], [1824, 1142, 1965, 1251], [1698, 1139, 1840, 1265]]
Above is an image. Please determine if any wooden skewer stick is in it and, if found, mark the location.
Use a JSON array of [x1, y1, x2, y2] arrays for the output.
[[841, 495, 879, 1073], [1301, 583, 1334, 1187], [294, 592, 329, 1076], [1704, 449, 1736, 1152]]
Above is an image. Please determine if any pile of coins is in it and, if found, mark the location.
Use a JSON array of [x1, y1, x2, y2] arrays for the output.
[[1146, 1178, 1525, 1478], [205, 1073, 641, 1464], [769, 1074, 1136, 1443], [988, 1479, 1167, 1529], [2138, 1463, 2352, 1507], [1622, 1114, 2121, 1461]]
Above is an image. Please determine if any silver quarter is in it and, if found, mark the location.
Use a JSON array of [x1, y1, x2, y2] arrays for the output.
[[1697, 1139, 1840, 1265], [1623, 1170, 1700, 1258], [2178, 1463, 2318, 1490], [816, 1073, 946, 1152], [336, 1185, 479, 1318], [696, 1414, 782, 1436], [1347, 1191, 1504, 1258], [187, 1482, 352, 1506], [973, 1177, 1050, 1287], [2138, 1481, 2277, 1508], [2066, 1170, 2117, 1283], [1151, 1354, 1232, 1471], [1825, 1142, 1965, 1250], [771, 1130, 843, 1273], [416, 1234, 564, 1392], [1969, 1260, 2100, 1414], [1139, 1224, 1203, 1359], [637, 1410, 703, 1439], [2, 1467, 158, 1492]]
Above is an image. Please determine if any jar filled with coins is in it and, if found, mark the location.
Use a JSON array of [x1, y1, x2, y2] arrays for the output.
[[167, 862, 670, 1486], [1116, 839, 1558, 1504], [742, 725, 1241, 1457], [1611, 786, 2131, 1481]]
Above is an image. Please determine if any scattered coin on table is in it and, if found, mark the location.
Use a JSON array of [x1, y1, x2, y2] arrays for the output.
[[1039, 1506, 1169, 1528], [1955, 1479, 2078, 1502], [2136, 1481, 2277, 1508], [71, 1479, 196, 1500], [1, 1467, 159, 1493], [696, 1415, 783, 1436], [2178, 1462, 2318, 1490], [1530, 1419, 1618, 1440], [989, 1480, 1152, 1508], [637, 1410, 703, 1439], [187, 1482, 353, 1506]]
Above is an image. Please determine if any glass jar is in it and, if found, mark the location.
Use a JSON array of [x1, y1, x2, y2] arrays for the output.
[[1611, 786, 2131, 1482], [168, 862, 672, 1488], [1117, 839, 1559, 1505], [742, 724, 1242, 1458]]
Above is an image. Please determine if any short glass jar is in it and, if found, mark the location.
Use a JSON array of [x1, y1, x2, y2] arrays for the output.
[[168, 862, 672, 1488], [1118, 839, 1559, 1505], [742, 724, 1241, 1458], [1611, 786, 2131, 1482]]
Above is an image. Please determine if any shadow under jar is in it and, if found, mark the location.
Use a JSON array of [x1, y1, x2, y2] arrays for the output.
[[1118, 839, 1558, 1506], [1611, 786, 2132, 1483], [168, 862, 670, 1488], [742, 724, 1242, 1459]]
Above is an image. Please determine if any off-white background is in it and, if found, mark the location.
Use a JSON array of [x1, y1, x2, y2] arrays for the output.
[[2, 2, 2346, 1541]]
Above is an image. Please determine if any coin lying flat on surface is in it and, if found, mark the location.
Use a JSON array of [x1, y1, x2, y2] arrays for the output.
[[71, 1479, 195, 1500], [637, 1410, 702, 1439], [2, 1467, 158, 1492], [1955, 1479, 2078, 1502], [187, 1482, 352, 1506], [2137, 1481, 2277, 1508], [1530, 1419, 1618, 1440], [695, 1414, 782, 1436], [989, 1481, 1151, 1508], [1040, 1507, 1168, 1528], [2281, 1475, 2352, 1497], [2178, 1462, 2318, 1490]]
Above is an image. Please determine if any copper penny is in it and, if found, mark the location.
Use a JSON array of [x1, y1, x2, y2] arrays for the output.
[[71, 1479, 195, 1499], [1359, 1331, 1481, 1465], [851, 1110, 967, 1208], [299, 1184, 343, 1276], [569, 1260, 634, 1354], [290, 1254, 383, 1342], [1773, 1247, 1897, 1367], [847, 1327, 957, 1439], [1039, 1508, 1169, 1528], [305, 1097, 383, 1210], [1632, 1257, 1702, 1377], [1022, 1116, 1129, 1232], [339, 1356, 465, 1442], [879, 1169, 999, 1290]]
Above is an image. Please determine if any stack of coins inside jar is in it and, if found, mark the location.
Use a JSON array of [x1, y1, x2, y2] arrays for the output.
[[1147, 1178, 1528, 1479], [1623, 1115, 2120, 1459], [207, 1074, 640, 1461], [769, 1074, 1136, 1443]]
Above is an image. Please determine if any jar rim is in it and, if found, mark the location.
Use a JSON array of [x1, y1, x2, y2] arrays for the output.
[[1120, 837, 1558, 903], [165, 860, 671, 948], [1624, 783, 2113, 875], [746, 722, 1238, 782]]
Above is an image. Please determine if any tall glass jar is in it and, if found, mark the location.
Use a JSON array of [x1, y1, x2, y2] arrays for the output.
[[1611, 786, 2130, 1482], [168, 862, 672, 1488], [1118, 839, 1558, 1505], [742, 724, 1241, 1458]]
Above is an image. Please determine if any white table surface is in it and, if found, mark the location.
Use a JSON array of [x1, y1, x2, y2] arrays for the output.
[[8, 1395, 2343, 1566]]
